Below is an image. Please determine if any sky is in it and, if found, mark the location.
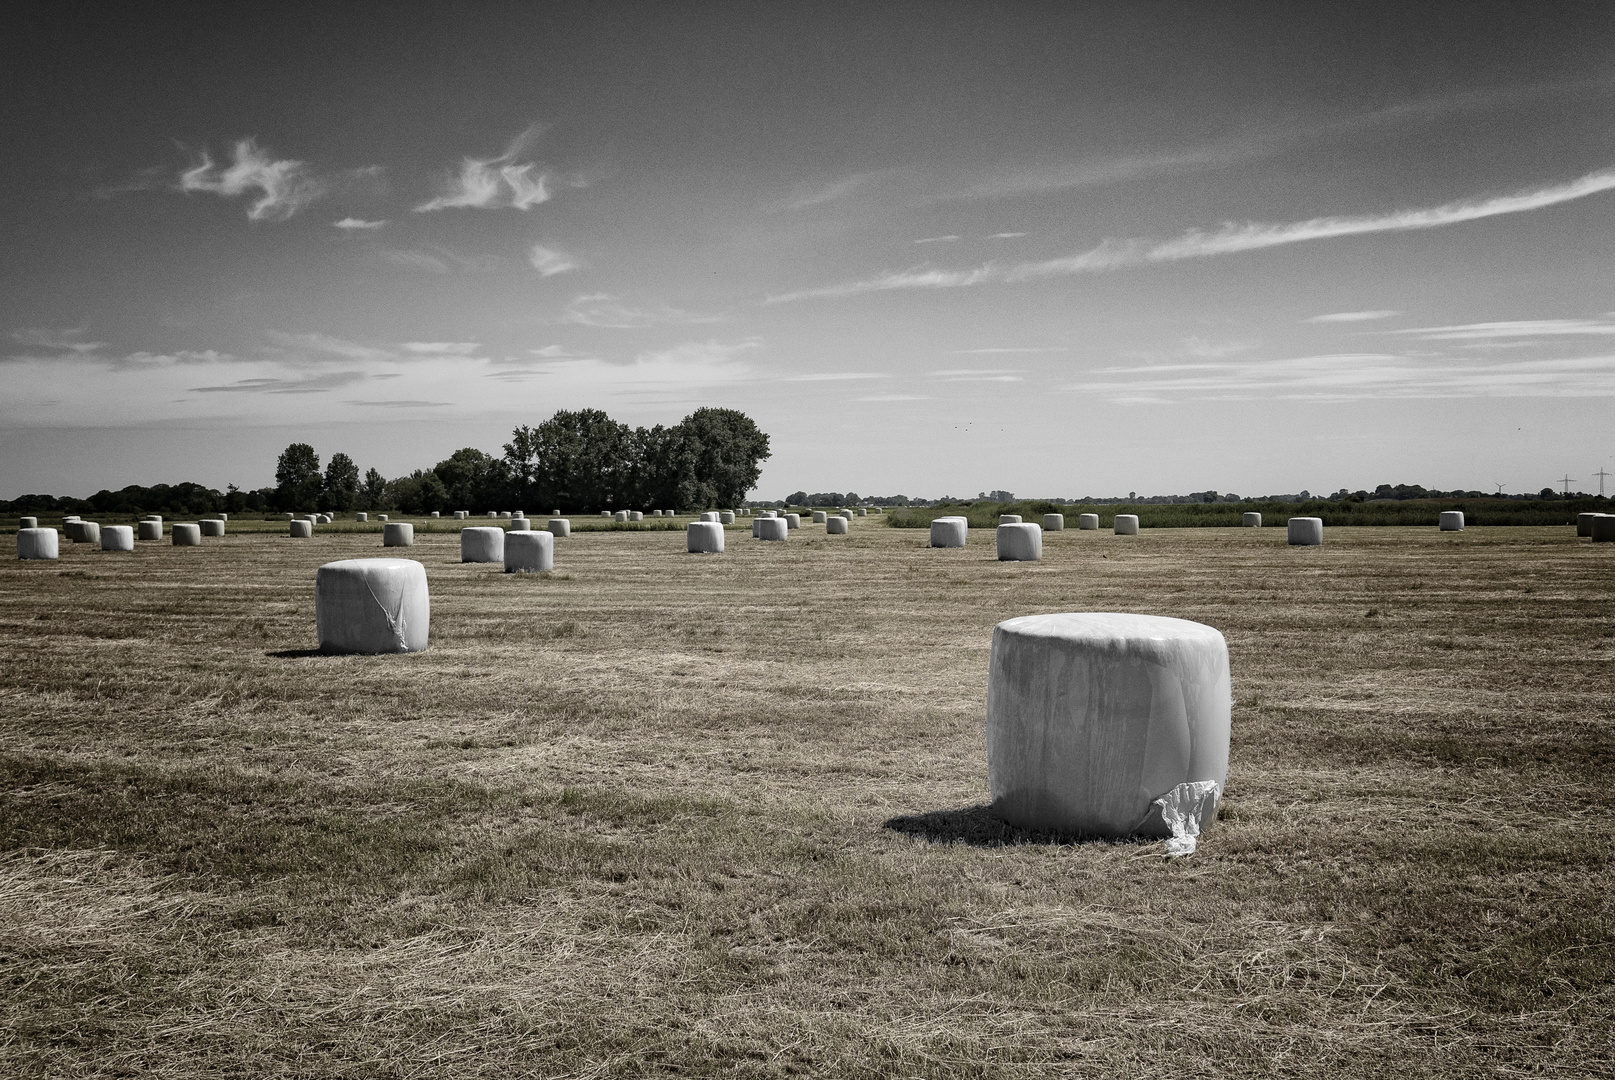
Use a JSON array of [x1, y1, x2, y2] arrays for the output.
[[4, 1, 1615, 501]]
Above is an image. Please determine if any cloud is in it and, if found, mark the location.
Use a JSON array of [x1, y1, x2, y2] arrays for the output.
[[189, 371, 369, 394], [334, 217, 386, 230], [989, 232, 1028, 239], [928, 368, 1024, 382], [529, 244, 577, 276], [1308, 309, 1400, 323], [178, 139, 325, 221], [516, 339, 759, 390], [915, 235, 959, 244], [379, 246, 499, 273], [400, 341, 481, 355], [781, 372, 888, 382], [263, 330, 394, 363], [770, 166, 1615, 302], [773, 171, 893, 211], [937, 148, 1236, 203], [342, 399, 452, 408], [857, 393, 932, 402], [560, 293, 723, 329], [1396, 318, 1615, 341], [952, 346, 1066, 354], [9, 327, 106, 355], [416, 126, 554, 212]]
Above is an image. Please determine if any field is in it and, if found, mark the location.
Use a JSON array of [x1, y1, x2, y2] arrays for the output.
[[2, 519, 1612, 1077]]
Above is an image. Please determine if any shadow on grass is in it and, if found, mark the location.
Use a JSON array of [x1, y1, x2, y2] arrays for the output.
[[265, 648, 326, 658], [884, 803, 1141, 848]]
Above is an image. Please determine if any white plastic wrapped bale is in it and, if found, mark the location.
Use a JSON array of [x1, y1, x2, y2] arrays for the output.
[[285, 513, 295, 520], [552, 510, 561, 517], [101, 525, 134, 552], [454, 511, 468, 520], [17, 528, 59, 560], [1439, 511, 1465, 532], [757, 517, 788, 541], [77, 522, 101, 545], [687, 521, 726, 553], [377, 514, 388, 522], [143, 515, 161, 524], [1243, 512, 1262, 527], [750, 517, 761, 537], [200, 519, 225, 537], [1287, 517, 1324, 546], [172, 524, 201, 546], [839, 510, 853, 521], [719, 511, 734, 524], [652, 510, 662, 517], [1577, 512, 1596, 537], [316, 558, 429, 655], [857, 508, 867, 516], [1592, 515, 1615, 543], [700, 511, 720, 522], [289, 519, 312, 538], [997, 523, 1042, 561], [384, 522, 415, 547], [19, 516, 38, 529], [987, 612, 1231, 842], [826, 516, 849, 535], [1114, 515, 1139, 535], [501, 511, 512, 519], [318, 514, 332, 524], [430, 511, 440, 518], [137, 520, 162, 541], [614, 511, 628, 523], [547, 518, 571, 537], [510, 517, 531, 531], [629, 511, 644, 522], [219, 513, 227, 521], [1000, 514, 1022, 525], [64, 515, 81, 523], [1044, 514, 1065, 531], [785, 513, 801, 529], [812, 511, 828, 524], [601, 511, 611, 517], [930, 516, 968, 548], [505, 530, 555, 572], [456, 527, 501, 564], [356, 512, 368, 522], [512, 510, 524, 519], [1078, 513, 1099, 530]]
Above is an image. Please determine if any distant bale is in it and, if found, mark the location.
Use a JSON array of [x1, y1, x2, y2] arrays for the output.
[[719, 511, 734, 524], [100, 525, 134, 552], [630, 511, 644, 522], [839, 510, 853, 521], [930, 516, 968, 548], [316, 558, 429, 655], [1577, 512, 1596, 537], [997, 523, 1042, 561], [17, 528, 59, 560], [492, 511, 503, 518], [1287, 517, 1324, 546], [857, 508, 867, 516], [1439, 511, 1465, 532], [19, 516, 38, 529], [687, 521, 726, 553], [285, 513, 295, 520], [614, 511, 628, 522], [454, 511, 468, 520], [1114, 515, 1139, 536], [785, 513, 801, 529], [76, 522, 101, 545], [1593, 515, 1615, 543], [429, 511, 440, 518], [64, 515, 81, 523], [377, 515, 388, 522], [501, 511, 512, 519], [552, 510, 561, 517], [505, 530, 555, 572], [1043, 513, 1065, 531], [813, 511, 828, 523], [460, 526, 504, 563], [137, 520, 163, 541], [547, 518, 571, 537], [384, 522, 415, 547], [826, 516, 849, 534], [757, 517, 788, 541], [652, 510, 662, 517], [142, 515, 161, 524], [172, 524, 201, 546], [200, 519, 225, 537], [510, 517, 531, 531], [1000, 514, 1022, 525], [290, 520, 312, 538], [601, 511, 611, 517], [356, 512, 368, 522], [700, 511, 720, 522], [1243, 512, 1262, 527], [1078, 513, 1099, 530], [218, 513, 227, 521], [317, 514, 332, 524]]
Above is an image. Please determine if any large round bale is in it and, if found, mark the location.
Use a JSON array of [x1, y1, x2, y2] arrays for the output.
[[218, 513, 228, 521], [551, 510, 561, 517], [1243, 512, 1262, 527], [505, 530, 555, 572], [460, 526, 504, 563], [1592, 515, 1615, 543], [751, 517, 761, 537], [18, 528, 59, 560], [315, 558, 429, 654], [290, 520, 313, 538], [100, 525, 134, 552], [384, 522, 415, 547], [317, 514, 332, 524], [930, 516, 968, 548], [839, 510, 853, 521], [700, 511, 720, 522], [785, 513, 801, 529], [1044, 513, 1065, 531], [500, 511, 512, 519], [652, 510, 662, 517], [77, 522, 101, 545], [1578, 512, 1597, 537], [996, 523, 1042, 561], [142, 515, 162, 524], [510, 517, 531, 531], [812, 511, 828, 523], [284, 513, 295, 520], [1000, 514, 1022, 525], [1287, 517, 1324, 546], [987, 612, 1231, 839], [172, 524, 201, 546], [356, 512, 368, 522], [613, 511, 628, 523], [857, 507, 867, 516], [826, 516, 849, 534], [719, 511, 734, 524], [547, 518, 571, 537], [1439, 510, 1465, 532], [137, 520, 163, 541], [200, 519, 225, 537], [687, 521, 726, 553], [757, 517, 788, 541], [601, 511, 611, 518], [1078, 513, 1099, 530], [629, 511, 644, 522], [1114, 515, 1139, 536], [19, 516, 38, 529]]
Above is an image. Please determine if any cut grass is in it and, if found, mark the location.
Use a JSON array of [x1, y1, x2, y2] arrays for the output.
[[1, 523, 1612, 1076]]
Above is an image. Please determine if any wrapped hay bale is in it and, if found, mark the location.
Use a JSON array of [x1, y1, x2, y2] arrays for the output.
[[76, 522, 101, 545], [547, 518, 571, 537], [460, 526, 504, 563], [200, 519, 225, 537], [18, 528, 59, 560], [1044, 514, 1065, 531], [1577, 512, 1596, 537], [826, 516, 848, 534], [1000, 514, 1022, 525], [290, 520, 312, 538], [757, 517, 788, 541], [1439, 511, 1465, 532], [687, 521, 725, 553], [1592, 514, 1615, 543], [751, 517, 761, 537], [376, 514, 388, 522], [1114, 515, 1140, 536], [142, 515, 161, 524], [356, 512, 368, 522], [101, 525, 134, 552], [812, 511, 828, 524], [137, 520, 163, 541], [1287, 517, 1324, 546], [510, 517, 531, 531], [857, 508, 867, 516], [1078, 513, 1100, 530], [996, 523, 1042, 561], [505, 530, 555, 572], [614, 511, 628, 522], [315, 558, 429, 654], [318, 514, 332, 524], [218, 513, 228, 521], [172, 524, 201, 546], [601, 511, 611, 517], [785, 513, 801, 529], [454, 511, 468, 520], [700, 511, 720, 522], [384, 522, 414, 547], [500, 511, 512, 519], [629, 511, 644, 522], [19, 516, 38, 529], [930, 516, 968, 548], [1243, 513, 1262, 527], [719, 511, 734, 524], [839, 510, 853, 521], [430, 511, 440, 518], [987, 612, 1230, 840]]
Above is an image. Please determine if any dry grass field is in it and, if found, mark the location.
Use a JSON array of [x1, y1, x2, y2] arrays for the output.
[[2, 518, 1612, 1077]]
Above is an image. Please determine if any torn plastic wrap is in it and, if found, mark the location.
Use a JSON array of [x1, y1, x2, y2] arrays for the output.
[[1154, 780, 1220, 857]]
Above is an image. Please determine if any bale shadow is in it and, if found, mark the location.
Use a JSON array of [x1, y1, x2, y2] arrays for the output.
[[265, 647, 325, 658], [884, 803, 1147, 848]]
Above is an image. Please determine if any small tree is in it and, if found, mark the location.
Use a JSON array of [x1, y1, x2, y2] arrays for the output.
[[321, 452, 361, 512], [361, 468, 389, 510], [274, 443, 322, 511]]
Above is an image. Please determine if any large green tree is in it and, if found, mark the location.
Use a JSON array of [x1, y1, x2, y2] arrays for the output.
[[321, 452, 361, 512], [673, 407, 770, 509], [432, 448, 509, 512], [504, 410, 635, 512], [274, 443, 322, 510]]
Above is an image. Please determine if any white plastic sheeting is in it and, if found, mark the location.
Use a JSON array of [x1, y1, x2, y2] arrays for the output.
[[172, 524, 201, 546], [756, 517, 788, 541], [1156, 780, 1221, 856], [316, 558, 429, 654], [505, 530, 555, 572], [1078, 514, 1099, 530], [1287, 517, 1324, 546], [101, 525, 134, 551], [18, 528, 59, 559], [384, 523, 414, 547], [687, 521, 725, 553], [996, 523, 1042, 561], [930, 516, 968, 548], [826, 516, 848, 534], [1114, 515, 1139, 535], [460, 526, 504, 563], [510, 518, 531, 531], [987, 612, 1231, 839], [1439, 511, 1465, 532]]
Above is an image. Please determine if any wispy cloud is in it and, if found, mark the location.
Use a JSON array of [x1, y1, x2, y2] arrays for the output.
[[514, 339, 759, 389], [334, 217, 386, 230], [1396, 317, 1615, 341], [179, 139, 325, 221], [379, 245, 499, 274], [416, 125, 553, 212], [189, 371, 369, 394], [952, 346, 1066, 354], [915, 235, 959, 244], [989, 232, 1028, 239], [774, 171, 892, 211], [400, 341, 481, 355], [781, 372, 888, 382], [1308, 309, 1400, 323], [529, 244, 577, 276], [263, 330, 394, 363], [929, 368, 1024, 382], [770, 166, 1615, 302], [857, 393, 932, 402], [342, 399, 451, 408], [9, 327, 106, 355], [560, 293, 723, 329]]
